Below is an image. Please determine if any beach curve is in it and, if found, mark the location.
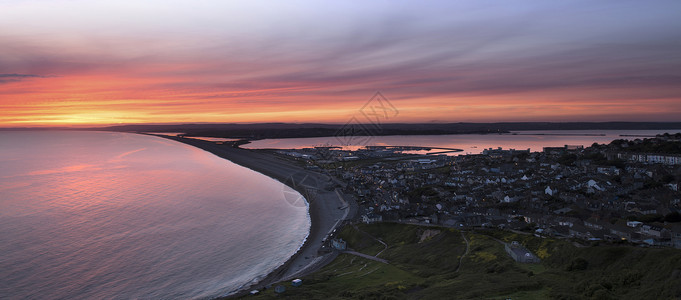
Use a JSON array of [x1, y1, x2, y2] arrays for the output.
[[148, 134, 355, 298]]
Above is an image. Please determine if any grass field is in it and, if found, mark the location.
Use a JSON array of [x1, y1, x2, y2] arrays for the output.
[[243, 223, 681, 299]]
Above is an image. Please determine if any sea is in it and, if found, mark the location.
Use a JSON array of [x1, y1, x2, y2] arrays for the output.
[[0, 131, 310, 299]]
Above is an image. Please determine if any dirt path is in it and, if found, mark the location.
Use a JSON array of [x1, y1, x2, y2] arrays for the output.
[[455, 231, 470, 272], [375, 238, 388, 257], [342, 251, 389, 264]]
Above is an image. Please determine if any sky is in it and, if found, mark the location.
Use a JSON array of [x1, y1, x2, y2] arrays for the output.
[[1, 0, 681, 126]]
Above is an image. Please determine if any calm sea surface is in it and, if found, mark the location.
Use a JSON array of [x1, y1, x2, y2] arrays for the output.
[[243, 130, 680, 154], [0, 131, 310, 299]]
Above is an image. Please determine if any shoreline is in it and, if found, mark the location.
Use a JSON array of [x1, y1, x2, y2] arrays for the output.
[[152, 135, 353, 298]]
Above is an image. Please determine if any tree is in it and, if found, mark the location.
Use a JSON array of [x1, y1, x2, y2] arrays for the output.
[[662, 174, 675, 184], [664, 211, 681, 223]]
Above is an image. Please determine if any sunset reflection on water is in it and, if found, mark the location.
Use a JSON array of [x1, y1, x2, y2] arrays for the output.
[[0, 131, 310, 299]]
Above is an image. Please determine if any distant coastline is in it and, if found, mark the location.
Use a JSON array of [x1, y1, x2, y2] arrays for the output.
[[107, 122, 681, 140], [509, 133, 606, 136], [5, 121, 681, 139]]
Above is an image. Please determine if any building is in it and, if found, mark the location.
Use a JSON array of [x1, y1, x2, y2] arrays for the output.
[[332, 238, 347, 250], [362, 213, 383, 224], [482, 147, 530, 157], [543, 145, 584, 155], [617, 153, 681, 165], [505, 241, 540, 263], [292, 279, 303, 287]]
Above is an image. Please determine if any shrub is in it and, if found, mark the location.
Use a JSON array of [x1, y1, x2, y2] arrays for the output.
[[566, 258, 588, 271]]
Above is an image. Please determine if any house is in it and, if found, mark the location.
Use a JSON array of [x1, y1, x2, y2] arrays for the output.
[[545, 186, 554, 196], [617, 153, 681, 165], [332, 238, 347, 250], [524, 213, 549, 227], [569, 222, 607, 240], [643, 238, 673, 247], [584, 218, 606, 231], [555, 216, 579, 227], [609, 221, 635, 241], [553, 207, 573, 215], [597, 166, 620, 175], [292, 279, 303, 287], [669, 183, 679, 192], [362, 213, 383, 224], [552, 226, 570, 237], [569, 223, 591, 239], [627, 221, 643, 228], [587, 179, 604, 191], [667, 224, 681, 249], [641, 225, 668, 238]]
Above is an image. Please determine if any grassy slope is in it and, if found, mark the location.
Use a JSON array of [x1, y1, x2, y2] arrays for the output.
[[244, 223, 681, 300]]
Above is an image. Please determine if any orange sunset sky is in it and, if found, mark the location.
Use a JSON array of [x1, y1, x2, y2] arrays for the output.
[[1, 1, 681, 127]]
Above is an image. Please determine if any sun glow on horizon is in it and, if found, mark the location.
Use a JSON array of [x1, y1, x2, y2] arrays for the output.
[[2, 0, 681, 126]]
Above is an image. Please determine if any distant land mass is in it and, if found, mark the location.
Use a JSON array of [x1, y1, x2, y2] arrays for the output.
[[103, 122, 681, 139], [3, 122, 681, 139]]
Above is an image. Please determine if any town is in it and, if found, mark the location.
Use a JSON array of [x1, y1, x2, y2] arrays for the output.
[[276, 133, 681, 249]]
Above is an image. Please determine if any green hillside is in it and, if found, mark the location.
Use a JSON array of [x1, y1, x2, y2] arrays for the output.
[[243, 223, 681, 299]]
